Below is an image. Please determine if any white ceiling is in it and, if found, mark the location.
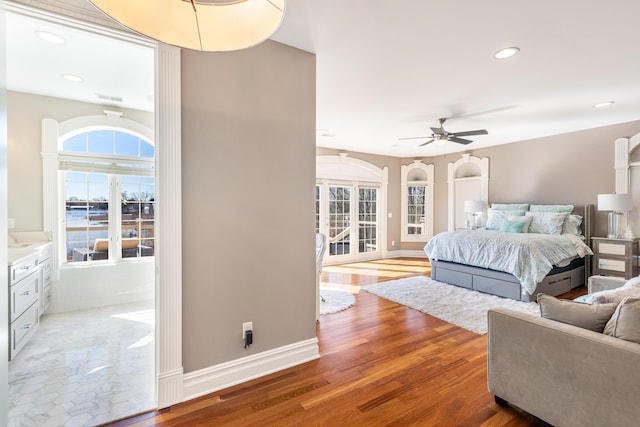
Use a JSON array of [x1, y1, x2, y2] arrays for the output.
[[6, 1, 640, 157]]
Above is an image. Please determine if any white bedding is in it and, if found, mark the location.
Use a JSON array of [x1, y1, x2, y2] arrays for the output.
[[424, 230, 593, 295]]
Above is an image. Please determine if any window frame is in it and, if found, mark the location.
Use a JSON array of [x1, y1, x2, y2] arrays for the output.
[[43, 115, 155, 268], [60, 129, 155, 264], [401, 160, 434, 242]]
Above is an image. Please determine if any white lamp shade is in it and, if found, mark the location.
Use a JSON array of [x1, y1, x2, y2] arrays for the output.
[[464, 200, 484, 214], [597, 193, 632, 211], [88, 0, 286, 52]]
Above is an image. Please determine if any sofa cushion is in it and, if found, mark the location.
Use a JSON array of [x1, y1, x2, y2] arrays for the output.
[[585, 276, 640, 304], [537, 293, 618, 332], [603, 297, 640, 344]]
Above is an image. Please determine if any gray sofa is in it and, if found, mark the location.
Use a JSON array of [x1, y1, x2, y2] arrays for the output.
[[487, 307, 640, 427]]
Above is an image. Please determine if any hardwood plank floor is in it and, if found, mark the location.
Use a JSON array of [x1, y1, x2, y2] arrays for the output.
[[110, 258, 582, 426]]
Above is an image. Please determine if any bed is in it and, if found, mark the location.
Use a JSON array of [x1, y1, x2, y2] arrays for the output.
[[424, 204, 594, 302]]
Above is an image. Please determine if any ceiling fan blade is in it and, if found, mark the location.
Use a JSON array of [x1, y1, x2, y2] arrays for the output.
[[430, 127, 445, 135], [398, 136, 429, 140], [452, 129, 488, 137], [448, 136, 473, 145], [418, 139, 435, 147]]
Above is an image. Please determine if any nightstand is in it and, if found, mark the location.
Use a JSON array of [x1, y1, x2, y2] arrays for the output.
[[591, 237, 639, 279]]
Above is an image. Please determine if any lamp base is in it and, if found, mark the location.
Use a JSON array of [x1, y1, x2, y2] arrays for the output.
[[607, 211, 623, 239]]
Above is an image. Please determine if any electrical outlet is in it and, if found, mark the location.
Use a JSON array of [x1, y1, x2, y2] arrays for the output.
[[391, 240, 395, 246], [242, 322, 253, 339]]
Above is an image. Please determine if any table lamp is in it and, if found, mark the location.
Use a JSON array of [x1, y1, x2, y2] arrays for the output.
[[464, 200, 484, 229], [597, 193, 632, 238]]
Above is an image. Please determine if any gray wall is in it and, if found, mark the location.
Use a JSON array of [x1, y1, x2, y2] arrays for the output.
[[6, 91, 153, 231], [318, 120, 640, 252], [181, 41, 316, 372], [425, 120, 640, 238]]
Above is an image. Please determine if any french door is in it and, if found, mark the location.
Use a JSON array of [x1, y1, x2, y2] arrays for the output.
[[316, 182, 380, 263]]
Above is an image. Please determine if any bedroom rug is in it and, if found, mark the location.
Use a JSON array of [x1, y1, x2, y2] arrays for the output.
[[320, 288, 356, 315], [361, 276, 540, 334]]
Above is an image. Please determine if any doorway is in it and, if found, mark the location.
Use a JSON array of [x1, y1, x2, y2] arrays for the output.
[[5, 6, 157, 425], [316, 154, 388, 264]]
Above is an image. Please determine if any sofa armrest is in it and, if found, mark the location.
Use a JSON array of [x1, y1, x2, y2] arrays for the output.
[[588, 275, 627, 293], [488, 308, 640, 427]]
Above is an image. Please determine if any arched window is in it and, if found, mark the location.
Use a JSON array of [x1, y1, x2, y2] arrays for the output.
[[401, 160, 434, 242], [42, 113, 155, 265]]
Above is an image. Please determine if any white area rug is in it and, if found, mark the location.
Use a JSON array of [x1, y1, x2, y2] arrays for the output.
[[362, 276, 540, 334], [320, 288, 356, 315]]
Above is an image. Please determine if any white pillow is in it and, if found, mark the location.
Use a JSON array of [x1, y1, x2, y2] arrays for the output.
[[525, 211, 567, 235], [562, 214, 583, 235], [585, 276, 640, 304]]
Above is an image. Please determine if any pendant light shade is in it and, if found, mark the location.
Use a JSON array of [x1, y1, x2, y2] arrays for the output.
[[88, 0, 286, 52]]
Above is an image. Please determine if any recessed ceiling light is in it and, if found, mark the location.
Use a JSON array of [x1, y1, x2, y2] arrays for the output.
[[36, 31, 65, 44], [594, 101, 614, 108], [62, 74, 84, 83], [494, 47, 520, 59]]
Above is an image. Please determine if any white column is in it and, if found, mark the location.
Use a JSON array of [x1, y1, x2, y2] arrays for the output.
[[155, 42, 184, 408]]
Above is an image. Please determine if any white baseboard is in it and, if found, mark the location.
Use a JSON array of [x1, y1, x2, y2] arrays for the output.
[[386, 249, 426, 258], [400, 249, 428, 258], [183, 338, 320, 402]]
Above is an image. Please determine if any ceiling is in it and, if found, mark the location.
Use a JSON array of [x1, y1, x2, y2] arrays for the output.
[[6, 0, 640, 157]]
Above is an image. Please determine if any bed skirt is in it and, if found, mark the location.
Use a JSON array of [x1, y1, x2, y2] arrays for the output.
[[430, 258, 585, 302]]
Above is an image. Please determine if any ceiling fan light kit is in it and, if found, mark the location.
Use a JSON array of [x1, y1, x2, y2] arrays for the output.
[[88, 0, 286, 52]]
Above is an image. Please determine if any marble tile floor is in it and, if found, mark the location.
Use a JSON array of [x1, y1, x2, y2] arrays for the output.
[[8, 301, 156, 427]]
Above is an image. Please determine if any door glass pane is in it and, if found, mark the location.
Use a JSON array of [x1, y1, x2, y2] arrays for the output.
[[358, 188, 377, 253], [328, 185, 351, 256], [121, 175, 155, 258], [407, 185, 426, 235], [65, 172, 109, 262]]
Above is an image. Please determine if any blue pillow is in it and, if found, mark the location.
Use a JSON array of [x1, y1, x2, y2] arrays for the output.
[[499, 219, 527, 233]]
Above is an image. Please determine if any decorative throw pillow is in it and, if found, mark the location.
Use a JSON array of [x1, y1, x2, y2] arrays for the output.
[[562, 214, 583, 235], [525, 211, 567, 235], [603, 297, 640, 344], [486, 208, 526, 230], [537, 293, 618, 332], [585, 276, 640, 304], [491, 203, 529, 211], [499, 219, 527, 233], [529, 204, 574, 214], [507, 215, 532, 233]]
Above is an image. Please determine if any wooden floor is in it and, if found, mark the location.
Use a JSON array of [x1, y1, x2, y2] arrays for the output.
[[111, 258, 584, 427]]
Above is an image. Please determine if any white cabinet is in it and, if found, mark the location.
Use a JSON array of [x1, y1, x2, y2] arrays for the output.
[[7, 241, 53, 360], [8, 253, 41, 360]]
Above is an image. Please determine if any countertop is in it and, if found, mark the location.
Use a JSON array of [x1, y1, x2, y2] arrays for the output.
[[8, 242, 51, 265]]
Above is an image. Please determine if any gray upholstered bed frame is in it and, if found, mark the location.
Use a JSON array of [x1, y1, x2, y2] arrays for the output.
[[429, 205, 594, 302]]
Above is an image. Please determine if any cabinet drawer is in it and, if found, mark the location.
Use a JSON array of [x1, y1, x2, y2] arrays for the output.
[[10, 256, 39, 284], [10, 302, 39, 360], [434, 268, 472, 289], [10, 271, 40, 322], [598, 258, 626, 273], [473, 276, 521, 300], [597, 242, 627, 257]]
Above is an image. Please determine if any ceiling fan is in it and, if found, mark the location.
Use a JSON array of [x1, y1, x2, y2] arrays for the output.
[[399, 118, 488, 146]]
